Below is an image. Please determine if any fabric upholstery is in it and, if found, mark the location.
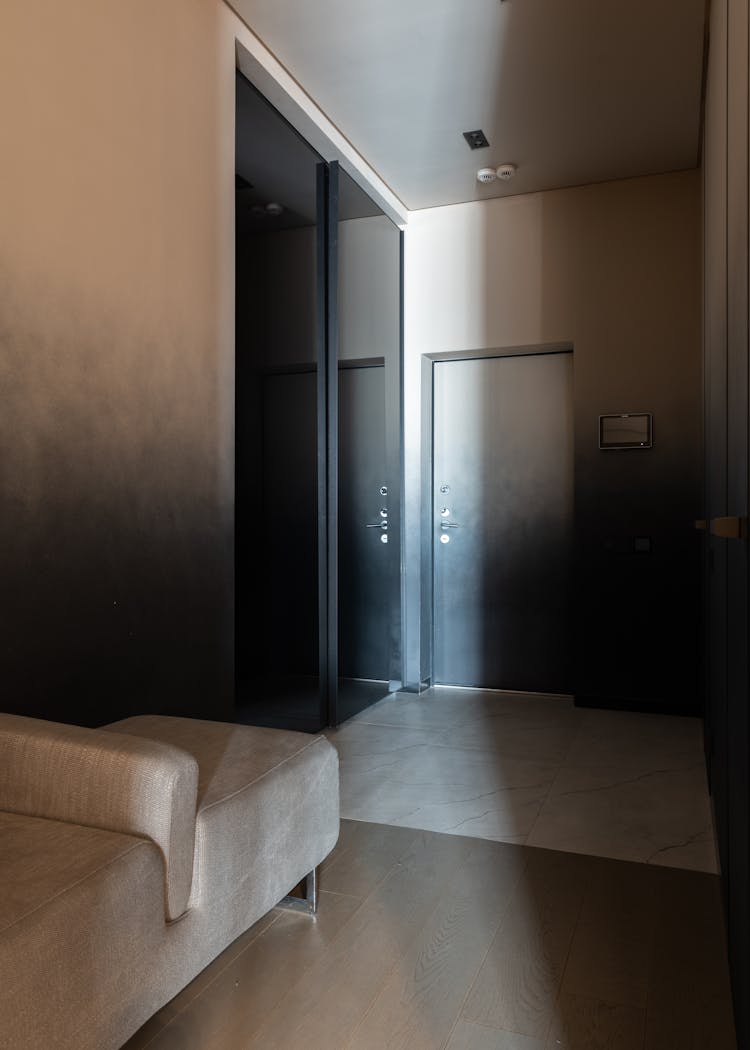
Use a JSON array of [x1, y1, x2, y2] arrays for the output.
[[106, 716, 340, 915], [0, 713, 198, 920], [0, 811, 165, 1050], [0, 714, 340, 1050]]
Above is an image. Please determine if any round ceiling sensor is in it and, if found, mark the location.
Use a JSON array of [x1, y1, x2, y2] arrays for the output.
[[496, 163, 517, 180], [476, 168, 497, 184]]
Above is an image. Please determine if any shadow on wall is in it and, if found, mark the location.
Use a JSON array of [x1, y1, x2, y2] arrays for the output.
[[535, 180, 702, 714], [468, 175, 702, 714]]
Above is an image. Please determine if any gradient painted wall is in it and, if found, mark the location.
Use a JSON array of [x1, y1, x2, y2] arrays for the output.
[[405, 171, 702, 711], [0, 1, 243, 723]]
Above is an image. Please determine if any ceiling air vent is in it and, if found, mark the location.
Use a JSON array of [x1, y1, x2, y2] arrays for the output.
[[463, 129, 490, 150]]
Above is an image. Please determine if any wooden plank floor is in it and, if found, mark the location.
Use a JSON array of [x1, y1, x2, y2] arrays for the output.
[[125, 820, 737, 1050]]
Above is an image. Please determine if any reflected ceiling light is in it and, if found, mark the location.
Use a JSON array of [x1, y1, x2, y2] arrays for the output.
[[265, 202, 284, 216]]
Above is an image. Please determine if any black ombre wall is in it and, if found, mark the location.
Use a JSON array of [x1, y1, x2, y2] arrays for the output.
[[1, 3, 702, 726], [0, 1, 239, 725]]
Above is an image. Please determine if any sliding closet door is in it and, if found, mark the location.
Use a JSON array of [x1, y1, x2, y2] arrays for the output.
[[234, 91, 402, 731], [330, 166, 402, 725], [234, 73, 327, 731]]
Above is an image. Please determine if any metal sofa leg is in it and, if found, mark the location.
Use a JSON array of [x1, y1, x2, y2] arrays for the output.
[[278, 867, 318, 915]]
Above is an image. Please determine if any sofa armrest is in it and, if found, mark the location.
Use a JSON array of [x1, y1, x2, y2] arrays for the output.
[[0, 713, 198, 920]]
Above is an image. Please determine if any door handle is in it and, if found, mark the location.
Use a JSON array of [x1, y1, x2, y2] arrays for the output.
[[366, 522, 388, 530], [440, 522, 459, 529], [710, 516, 748, 540]]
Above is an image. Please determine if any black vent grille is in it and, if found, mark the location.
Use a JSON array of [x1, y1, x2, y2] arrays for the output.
[[463, 129, 490, 150]]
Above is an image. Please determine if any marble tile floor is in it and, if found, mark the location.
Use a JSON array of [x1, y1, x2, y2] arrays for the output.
[[325, 687, 718, 873]]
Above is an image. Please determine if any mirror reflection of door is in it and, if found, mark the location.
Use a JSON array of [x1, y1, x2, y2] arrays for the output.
[[338, 362, 389, 709], [335, 172, 402, 724]]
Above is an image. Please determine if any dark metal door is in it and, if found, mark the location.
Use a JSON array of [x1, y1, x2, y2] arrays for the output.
[[432, 352, 573, 692], [338, 364, 390, 689]]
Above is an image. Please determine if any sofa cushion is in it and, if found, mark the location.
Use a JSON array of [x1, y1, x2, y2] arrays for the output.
[[105, 716, 339, 911], [0, 713, 198, 920], [0, 810, 165, 1050]]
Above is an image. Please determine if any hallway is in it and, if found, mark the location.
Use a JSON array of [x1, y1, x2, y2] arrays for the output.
[[125, 691, 735, 1050]]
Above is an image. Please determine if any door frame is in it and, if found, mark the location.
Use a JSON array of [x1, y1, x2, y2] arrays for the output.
[[420, 342, 574, 691]]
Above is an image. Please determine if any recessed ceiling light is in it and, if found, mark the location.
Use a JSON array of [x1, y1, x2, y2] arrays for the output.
[[463, 129, 490, 150]]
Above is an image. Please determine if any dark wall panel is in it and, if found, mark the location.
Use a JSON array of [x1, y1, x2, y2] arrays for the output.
[[566, 178, 703, 714], [0, 268, 233, 727], [703, 0, 750, 1041]]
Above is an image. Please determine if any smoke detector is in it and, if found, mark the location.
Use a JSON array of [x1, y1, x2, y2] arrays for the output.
[[476, 168, 497, 184], [496, 163, 517, 181]]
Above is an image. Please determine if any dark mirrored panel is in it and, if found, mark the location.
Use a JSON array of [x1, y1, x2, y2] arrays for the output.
[[234, 73, 324, 731], [335, 169, 402, 723]]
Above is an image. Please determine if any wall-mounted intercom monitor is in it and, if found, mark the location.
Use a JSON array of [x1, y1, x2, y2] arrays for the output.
[[599, 413, 653, 450]]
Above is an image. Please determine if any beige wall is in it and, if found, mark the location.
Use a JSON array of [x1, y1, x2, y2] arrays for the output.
[[406, 170, 700, 368], [0, 0, 704, 716], [404, 172, 703, 707], [0, 0, 244, 721]]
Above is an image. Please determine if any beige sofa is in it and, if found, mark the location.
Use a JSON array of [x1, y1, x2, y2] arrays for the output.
[[0, 712, 339, 1050]]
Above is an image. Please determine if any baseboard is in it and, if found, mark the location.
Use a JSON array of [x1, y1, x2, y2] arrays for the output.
[[574, 693, 701, 717]]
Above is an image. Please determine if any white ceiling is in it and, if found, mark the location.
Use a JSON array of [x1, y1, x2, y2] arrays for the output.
[[230, 0, 707, 212]]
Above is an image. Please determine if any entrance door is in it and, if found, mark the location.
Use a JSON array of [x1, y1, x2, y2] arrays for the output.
[[432, 351, 573, 692]]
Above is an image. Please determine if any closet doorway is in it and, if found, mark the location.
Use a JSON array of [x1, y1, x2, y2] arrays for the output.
[[234, 74, 402, 731]]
